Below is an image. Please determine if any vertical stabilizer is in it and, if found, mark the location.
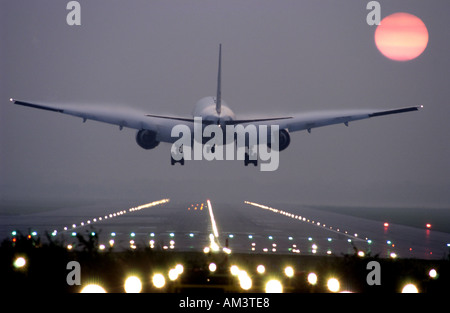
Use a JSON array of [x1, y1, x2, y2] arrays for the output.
[[215, 44, 222, 115]]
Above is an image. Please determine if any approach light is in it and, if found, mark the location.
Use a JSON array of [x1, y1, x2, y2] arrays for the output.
[[265, 279, 283, 293], [230, 265, 240, 276], [168, 269, 179, 281], [238, 271, 252, 290], [402, 283, 418, 293], [80, 284, 107, 293], [152, 273, 166, 288], [209, 263, 217, 272], [124, 276, 142, 293], [175, 264, 184, 275], [257, 265, 266, 274], [13, 257, 26, 269], [223, 247, 232, 254], [429, 269, 438, 279], [307, 273, 318, 285], [284, 266, 294, 278], [327, 278, 340, 292]]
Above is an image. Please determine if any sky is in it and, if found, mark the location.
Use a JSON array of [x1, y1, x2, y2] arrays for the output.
[[1, 0, 450, 210]]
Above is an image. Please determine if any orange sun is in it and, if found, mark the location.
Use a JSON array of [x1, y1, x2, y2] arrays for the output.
[[375, 12, 429, 61]]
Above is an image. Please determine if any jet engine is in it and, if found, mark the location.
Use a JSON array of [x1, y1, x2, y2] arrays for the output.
[[136, 129, 160, 150], [268, 128, 290, 151]]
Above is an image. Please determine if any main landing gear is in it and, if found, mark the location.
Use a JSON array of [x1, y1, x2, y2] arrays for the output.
[[171, 145, 185, 165]]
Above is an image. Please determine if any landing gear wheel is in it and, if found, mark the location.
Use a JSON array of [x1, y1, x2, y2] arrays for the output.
[[171, 145, 185, 165], [244, 153, 258, 166]]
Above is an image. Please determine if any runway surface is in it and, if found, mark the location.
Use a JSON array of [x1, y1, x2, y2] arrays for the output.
[[2, 198, 449, 260]]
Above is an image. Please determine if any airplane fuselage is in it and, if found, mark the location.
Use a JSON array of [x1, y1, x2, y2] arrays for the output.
[[192, 97, 235, 126]]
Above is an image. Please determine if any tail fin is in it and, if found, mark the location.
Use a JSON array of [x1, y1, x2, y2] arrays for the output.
[[215, 44, 222, 115]]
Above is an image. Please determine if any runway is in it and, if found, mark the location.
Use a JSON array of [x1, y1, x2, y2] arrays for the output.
[[2, 198, 449, 260]]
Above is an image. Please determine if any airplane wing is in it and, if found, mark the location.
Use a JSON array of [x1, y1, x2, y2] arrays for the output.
[[10, 98, 191, 144], [231, 106, 422, 133]]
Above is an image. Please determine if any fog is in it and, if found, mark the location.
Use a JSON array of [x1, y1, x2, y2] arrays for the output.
[[1, 0, 450, 211]]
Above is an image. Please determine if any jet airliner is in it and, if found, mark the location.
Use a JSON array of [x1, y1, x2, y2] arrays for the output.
[[10, 45, 421, 166]]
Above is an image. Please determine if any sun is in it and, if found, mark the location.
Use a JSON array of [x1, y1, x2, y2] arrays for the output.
[[375, 12, 429, 61]]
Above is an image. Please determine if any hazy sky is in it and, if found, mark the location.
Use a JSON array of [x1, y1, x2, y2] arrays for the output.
[[1, 0, 449, 209]]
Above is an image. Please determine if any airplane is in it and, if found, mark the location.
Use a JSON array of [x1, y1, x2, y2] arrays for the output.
[[10, 44, 421, 166]]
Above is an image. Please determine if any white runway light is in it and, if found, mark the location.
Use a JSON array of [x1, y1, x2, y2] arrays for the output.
[[124, 276, 142, 293], [207, 199, 219, 238], [61, 199, 169, 235]]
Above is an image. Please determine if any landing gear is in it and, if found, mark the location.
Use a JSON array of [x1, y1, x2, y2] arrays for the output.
[[171, 156, 185, 165], [244, 152, 258, 167], [171, 144, 185, 166]]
